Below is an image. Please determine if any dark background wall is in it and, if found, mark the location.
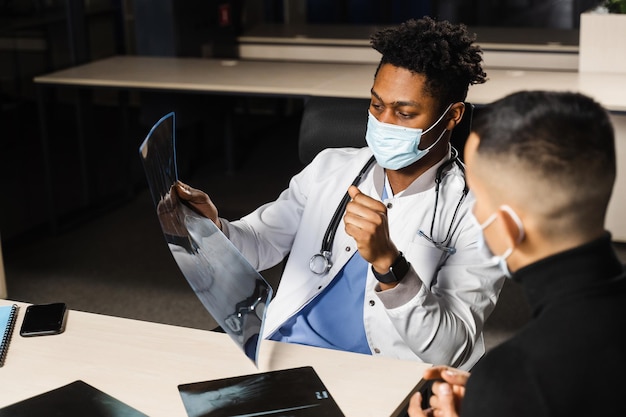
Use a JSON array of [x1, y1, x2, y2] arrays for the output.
[[0, 0, 604, 243]]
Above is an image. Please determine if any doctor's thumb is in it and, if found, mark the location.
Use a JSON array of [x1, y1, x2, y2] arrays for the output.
[[348, 185, 362, 199]]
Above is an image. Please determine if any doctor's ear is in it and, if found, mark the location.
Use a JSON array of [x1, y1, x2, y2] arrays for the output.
[[445, 102, 465, 130]]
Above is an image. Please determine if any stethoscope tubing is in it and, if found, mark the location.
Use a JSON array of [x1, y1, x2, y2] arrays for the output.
[[309, 149, 466, 275]]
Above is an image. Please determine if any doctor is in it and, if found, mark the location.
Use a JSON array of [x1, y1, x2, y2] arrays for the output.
[[177, 17, 504, 370]]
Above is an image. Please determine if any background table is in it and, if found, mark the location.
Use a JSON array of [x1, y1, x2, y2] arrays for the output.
[[0, 300, 430, 417], [33, 56, 626, 241]]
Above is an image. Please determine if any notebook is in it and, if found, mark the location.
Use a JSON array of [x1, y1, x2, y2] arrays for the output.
[[0, 380, 149, 417], [0, 304, 18, 367], [178, 366, 346, 417]]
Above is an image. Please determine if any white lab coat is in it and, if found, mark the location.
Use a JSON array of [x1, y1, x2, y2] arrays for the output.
[[222, 146, 504, 369]]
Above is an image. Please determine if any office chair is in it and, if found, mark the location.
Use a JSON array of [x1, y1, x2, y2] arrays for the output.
[[298, 96, 474, 165]]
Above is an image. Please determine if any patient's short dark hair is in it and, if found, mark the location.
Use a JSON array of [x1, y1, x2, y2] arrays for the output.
[[473, 90, 616, 210]]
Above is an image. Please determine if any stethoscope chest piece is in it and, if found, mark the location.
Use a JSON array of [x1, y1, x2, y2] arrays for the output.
[[308, 156, 377, 275], [310, 251, 333, 275]]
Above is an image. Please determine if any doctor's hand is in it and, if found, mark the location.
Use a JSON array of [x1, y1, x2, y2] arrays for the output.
[[407, 366, 469, 417], [345, 185, 400, 287], [156, 184, 186, 237], [174, 180, 222, 230]]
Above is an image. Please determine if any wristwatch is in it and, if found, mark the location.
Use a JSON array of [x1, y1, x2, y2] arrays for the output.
[[371, 252, 410, 284]]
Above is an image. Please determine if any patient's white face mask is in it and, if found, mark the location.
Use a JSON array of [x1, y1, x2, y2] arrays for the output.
[[472, 205, 525, 278]]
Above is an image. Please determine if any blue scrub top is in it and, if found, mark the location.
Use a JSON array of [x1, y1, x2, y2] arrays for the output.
[[269, 251, 371, 354]]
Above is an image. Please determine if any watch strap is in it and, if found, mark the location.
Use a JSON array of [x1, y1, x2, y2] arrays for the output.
[[371, 252, 410, 284]]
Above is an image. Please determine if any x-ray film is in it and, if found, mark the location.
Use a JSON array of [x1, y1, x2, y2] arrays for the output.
[[138, 112, 272, 365]]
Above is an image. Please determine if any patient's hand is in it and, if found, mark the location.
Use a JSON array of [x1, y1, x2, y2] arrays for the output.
[[407, 366, 470, 417]]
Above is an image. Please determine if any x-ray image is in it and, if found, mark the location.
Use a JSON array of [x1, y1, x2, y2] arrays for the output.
[[138, 112, 272, 365], [177, 367, 345, 417]]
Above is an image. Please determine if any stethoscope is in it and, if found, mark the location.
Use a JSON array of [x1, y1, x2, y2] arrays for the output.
[[309, 147, 468, 275]]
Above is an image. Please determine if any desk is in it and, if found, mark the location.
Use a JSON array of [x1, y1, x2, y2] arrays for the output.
[[33, 55, 377, 96], [38, 56, 626, 105], [238, 23, 580, 70], [0, 300, 429, 416], [34, 56, 626, 240]]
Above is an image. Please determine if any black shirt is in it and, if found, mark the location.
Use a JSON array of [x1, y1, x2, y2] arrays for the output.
[[462, 233, 626, 416]]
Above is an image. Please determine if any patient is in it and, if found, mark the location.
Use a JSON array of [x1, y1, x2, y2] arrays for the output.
[[408, 90, 626, 416]]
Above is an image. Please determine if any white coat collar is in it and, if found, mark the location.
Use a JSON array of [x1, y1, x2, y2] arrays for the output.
[[374, 147, 453, 198]]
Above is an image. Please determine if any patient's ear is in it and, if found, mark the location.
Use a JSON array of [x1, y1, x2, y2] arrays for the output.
[[498, 206, 525, 246]]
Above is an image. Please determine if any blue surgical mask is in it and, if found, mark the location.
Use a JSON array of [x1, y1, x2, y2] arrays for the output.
[[365, 104, 452, 170], [471, 205, 525, 279]]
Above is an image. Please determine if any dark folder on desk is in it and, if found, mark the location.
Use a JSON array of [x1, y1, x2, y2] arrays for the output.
[[0, 380, 149, 417], [178, 366, 346, 417]]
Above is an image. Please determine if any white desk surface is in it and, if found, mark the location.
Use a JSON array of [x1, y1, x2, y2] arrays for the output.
[[33, 55, 378, 98], [238, 23, 580, 51], [236, 24, 579, 70], [0, 300, 430, 417], [34, 55, 626, 112]]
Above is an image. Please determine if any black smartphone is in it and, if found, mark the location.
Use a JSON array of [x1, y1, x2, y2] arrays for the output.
[[19, 302, 67, 337]]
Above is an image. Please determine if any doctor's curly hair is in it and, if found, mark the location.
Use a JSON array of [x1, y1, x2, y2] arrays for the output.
[[371, 16, 486, 111]]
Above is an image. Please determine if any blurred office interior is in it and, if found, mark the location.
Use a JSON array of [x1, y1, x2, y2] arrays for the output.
[[0, 0, 616, 348], [0, 0, 607, 241]]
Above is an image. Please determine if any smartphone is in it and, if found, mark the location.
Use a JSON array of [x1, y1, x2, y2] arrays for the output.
[[20, 302, 67, 337]]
